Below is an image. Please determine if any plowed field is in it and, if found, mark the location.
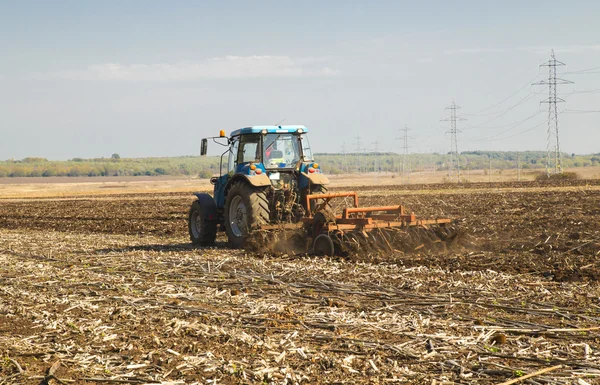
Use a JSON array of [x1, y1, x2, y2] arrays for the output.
[[1, 179, 599, 384]]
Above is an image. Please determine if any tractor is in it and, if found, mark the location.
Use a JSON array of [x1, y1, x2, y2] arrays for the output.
[[188, 125, 453, 256], [188, 125, 329, 249]]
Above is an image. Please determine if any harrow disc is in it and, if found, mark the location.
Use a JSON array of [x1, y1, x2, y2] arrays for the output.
[[328, 224, 464, 257], [313, 233, 335, 256]]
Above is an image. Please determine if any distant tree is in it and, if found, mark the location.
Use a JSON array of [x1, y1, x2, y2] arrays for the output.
[[88, 168, 101, 177], [9, 167, 26, 177], [67, 167, 82, 177], [326, 166, 343, 175], [22, 157, 48, 163], [111, 153, 121, 160]]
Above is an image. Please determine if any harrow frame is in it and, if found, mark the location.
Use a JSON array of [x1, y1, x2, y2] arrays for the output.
[[304, 192, 451, 229], [260, 191, 452, 256]]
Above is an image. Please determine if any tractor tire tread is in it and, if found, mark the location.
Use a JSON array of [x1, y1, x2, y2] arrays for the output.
[[249, 189, 270, 227], [224, 181, 270, 248]]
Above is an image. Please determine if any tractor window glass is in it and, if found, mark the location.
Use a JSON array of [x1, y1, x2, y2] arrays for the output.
[[300, 134, 313, 161], [228, 139, 239, 173], [238, 134, 261, 164], [263, 133, 301, 169]]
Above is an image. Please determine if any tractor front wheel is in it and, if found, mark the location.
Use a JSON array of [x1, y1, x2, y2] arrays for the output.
[[224, 182, 270, 248]]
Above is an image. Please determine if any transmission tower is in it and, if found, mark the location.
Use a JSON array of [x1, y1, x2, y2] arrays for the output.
[[441, 101, 465, 182], [371, 140, 380, 172], [533, 50, 573, 176], [396, 125, 411, 184], [340, 142, 349, 174], [353, 135, 362, 173]]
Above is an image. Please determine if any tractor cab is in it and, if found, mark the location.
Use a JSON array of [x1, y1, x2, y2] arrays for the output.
[[201, 126, 327, 207], [226, 126, 312, 167], [229, 127, 308, 169]]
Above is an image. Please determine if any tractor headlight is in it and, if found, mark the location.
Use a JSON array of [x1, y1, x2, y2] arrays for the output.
[[297, 128, 304, 133], [261, 129, 268, 135]]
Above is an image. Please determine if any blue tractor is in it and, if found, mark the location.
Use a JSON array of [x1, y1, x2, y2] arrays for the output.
[[188, 125, 329, 249]]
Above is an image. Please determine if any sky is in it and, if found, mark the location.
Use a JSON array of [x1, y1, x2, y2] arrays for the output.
[[1, 0, 599, 160]]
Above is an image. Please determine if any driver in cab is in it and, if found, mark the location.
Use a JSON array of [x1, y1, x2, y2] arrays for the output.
[[265, 147, 285, 168]]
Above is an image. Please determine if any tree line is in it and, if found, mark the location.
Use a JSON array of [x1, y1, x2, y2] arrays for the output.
[[0, 156, 220, 178], [317, 151, 600, 174], [0, 151, 598, 178]]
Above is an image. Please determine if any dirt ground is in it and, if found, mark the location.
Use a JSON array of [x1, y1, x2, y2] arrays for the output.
[[1, 179, 599, 384]]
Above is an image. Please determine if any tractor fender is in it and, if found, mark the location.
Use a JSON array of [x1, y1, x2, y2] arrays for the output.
[[228, 174, 271, 188], [301, 172, 330, 185], [192, 193, 218, 222]]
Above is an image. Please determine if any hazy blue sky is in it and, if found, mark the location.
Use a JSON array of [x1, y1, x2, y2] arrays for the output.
[[1, 0, 599, 159]]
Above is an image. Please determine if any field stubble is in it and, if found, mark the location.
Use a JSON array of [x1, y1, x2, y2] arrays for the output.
[[0, 179, 600, 384]]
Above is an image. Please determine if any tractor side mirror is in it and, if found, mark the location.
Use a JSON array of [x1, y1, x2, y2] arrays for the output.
[[200, 138, 208, 156]]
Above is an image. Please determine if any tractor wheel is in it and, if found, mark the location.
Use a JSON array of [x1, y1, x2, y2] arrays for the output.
[[224, 182, 270, 248], [188, 199, 217, 246]]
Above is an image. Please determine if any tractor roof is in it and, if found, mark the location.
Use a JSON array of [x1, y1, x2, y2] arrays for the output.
[[230, 125, 308, 137]]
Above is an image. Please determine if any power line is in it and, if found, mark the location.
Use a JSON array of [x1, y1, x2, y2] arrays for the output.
[[464, 73, 540, 117], [441, 100, 465, 182], [532, 49, 573, 176], [490, 111, 566, 141], [566, 71, 600, 75], [569, 87, 600, 94], [467, 111, 543, 142], [565, 65, 600, 74], [463, 92, 537, 129], [564, 109, 600, 113]]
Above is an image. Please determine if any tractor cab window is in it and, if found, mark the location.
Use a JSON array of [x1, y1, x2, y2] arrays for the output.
[[237, 134, 261, 164], [228, 138, 239, 173], [263, 133, 301, 169], [300, 134, 313, 161]]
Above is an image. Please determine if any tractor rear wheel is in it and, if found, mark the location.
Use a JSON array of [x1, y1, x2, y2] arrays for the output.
[[224, 182, 270, 248], [188, 199, 217, 246]]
